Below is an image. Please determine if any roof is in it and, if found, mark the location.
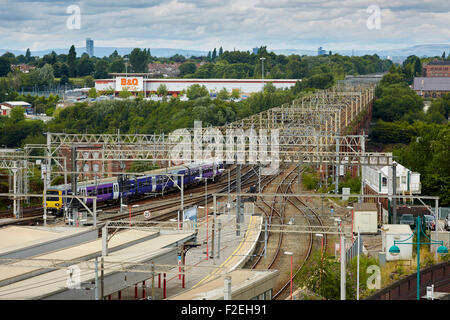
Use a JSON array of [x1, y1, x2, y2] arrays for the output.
[[381, 224, 413, 234], [413, 77, 450, 91], [1, 101, 31, 107], [425, 60, 450, 66], [353, 203, 377, 212], [169, 269, 279, 300]]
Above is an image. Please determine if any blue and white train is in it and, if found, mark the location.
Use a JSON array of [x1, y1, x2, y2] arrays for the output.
[[44, 161, 224, 215]]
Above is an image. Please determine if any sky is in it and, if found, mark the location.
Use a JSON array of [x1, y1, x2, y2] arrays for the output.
[[0, 0, 449, 52]]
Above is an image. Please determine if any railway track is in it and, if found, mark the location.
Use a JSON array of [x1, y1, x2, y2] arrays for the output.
[[0, 165, 264, 228], [243, 161, 329, 300], [272, 177, 329, 300], [251, 165, 298, 270]]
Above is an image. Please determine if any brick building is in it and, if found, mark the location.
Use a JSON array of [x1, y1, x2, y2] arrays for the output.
[[59, 145, 133, 181], [422, 60, 450, 77]]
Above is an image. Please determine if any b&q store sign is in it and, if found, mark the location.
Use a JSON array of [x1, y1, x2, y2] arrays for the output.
[[115, 77, 143, 92]]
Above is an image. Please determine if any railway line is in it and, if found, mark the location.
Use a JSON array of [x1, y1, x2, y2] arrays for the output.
[[0, 165, 263, 227], [245, 162, 329, 300]]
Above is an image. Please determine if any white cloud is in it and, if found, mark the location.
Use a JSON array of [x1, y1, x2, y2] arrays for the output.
[[1, 0, 448, 53]]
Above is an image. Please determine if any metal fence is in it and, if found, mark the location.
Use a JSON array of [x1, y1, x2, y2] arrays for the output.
[[345, 236, 363, 264], [434, 207, 450, 220]]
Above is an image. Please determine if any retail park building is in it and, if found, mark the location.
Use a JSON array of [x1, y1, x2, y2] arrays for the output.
[[94, 73, 300, 96]]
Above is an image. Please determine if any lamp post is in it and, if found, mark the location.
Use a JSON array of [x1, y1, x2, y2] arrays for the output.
[[315, 233, 324, 295], [196, 176, 209, 260], [389, 216, 448, 300], [284, 251, 293, 300], [260, 57, 266, 91]]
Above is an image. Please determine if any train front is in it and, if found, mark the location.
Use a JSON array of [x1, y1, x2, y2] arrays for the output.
[[43, 188, 63, 215]]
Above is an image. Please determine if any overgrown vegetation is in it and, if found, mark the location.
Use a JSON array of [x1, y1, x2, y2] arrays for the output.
[[369, 56, 450, 206]]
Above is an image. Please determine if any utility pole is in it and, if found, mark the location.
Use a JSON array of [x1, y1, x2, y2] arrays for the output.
[[224, 275, 232, 300], [236, 164, 241, 236], [260, 57, 266, 91], [392, 162, 397, 224], [340, 234, 346, 300]]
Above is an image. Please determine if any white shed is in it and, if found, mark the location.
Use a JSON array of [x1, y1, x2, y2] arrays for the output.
[[353, 203, 378, 234], [381, 224, 413, 261]]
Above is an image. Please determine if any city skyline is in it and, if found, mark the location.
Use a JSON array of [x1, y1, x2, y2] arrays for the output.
[[1, 0, 449, 53]]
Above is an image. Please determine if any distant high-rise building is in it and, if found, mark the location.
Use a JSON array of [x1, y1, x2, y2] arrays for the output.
[[317, 47, 326, 56], [86, 38, 94, 57], [253, 47, 259, 55]]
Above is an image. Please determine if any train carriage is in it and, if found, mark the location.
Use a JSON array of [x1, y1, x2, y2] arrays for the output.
[[44, 161, 224, 216]]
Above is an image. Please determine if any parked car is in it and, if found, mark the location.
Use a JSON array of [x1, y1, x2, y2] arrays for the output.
[[423, 215, 436, 231], [399, 214, 415, 229], [445, 214, 450, 231]]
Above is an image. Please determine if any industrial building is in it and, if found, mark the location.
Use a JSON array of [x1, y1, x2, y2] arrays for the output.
[[94, 75, 300, 96], [0, 101, 32, 115], [413, 77, 450, 98]]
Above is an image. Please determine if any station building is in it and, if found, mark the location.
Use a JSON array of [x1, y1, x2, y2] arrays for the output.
[[362, 161, 421, 221], [94, 74, 301, 96]]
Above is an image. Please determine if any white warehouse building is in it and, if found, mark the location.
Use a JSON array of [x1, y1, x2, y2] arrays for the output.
[[94, 74, 301, 95]]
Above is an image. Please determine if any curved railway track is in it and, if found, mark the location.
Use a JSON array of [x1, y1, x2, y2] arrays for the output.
[[244, 162, 329, 300], [251, 166, 298, 270], [272, 180, 328, 300]]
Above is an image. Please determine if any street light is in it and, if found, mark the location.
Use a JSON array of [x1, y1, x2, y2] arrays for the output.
[[315, 233, 324, 253], [260, 57, 266, 91], [315, 233, 324, 296], [196, 176, 209, 260], [389, 216, 448, 300], [284, 251, 293, 300]]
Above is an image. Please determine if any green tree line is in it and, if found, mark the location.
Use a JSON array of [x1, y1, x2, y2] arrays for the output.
[[369, 59, 450, 205]]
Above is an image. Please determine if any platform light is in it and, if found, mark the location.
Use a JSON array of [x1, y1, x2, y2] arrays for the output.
[[437, 245, 448, 256], [389, 245, 400, 256]]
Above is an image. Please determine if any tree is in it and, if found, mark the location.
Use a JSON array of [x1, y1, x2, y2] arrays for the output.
[[218, 47, 223, 57], [0, 56, 11, 77], [10, 106, 25, 123], [157, 84, 168, 97], [263, 82, 276, 94], [77, 53, 94, 76], [307, 73, 334, 89], [217, 88, 229, 100], [129, 48, 149, 73], [109, 59, 125, 73], [84, 75, 95, 87], [39, 64, 55, 86], [88, 87, 98, 98], [94, 59, 109, 79], [119, 88, 132, 99], [212, 48, 217, 61], [186, 84, 209, 100], [231, 88, 241, 99], [67, 45, 77, 77], [60, 75, 69, 85], [296, 250, 354, 300], [25, 48, 31, 62], [179, 62, 197, 77]]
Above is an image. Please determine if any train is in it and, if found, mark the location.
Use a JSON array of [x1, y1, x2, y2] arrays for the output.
[[44, 161, 224, 216]]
